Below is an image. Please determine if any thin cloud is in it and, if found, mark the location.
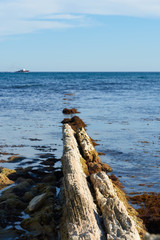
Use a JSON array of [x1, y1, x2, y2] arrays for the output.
[[1, 0, 160, 37]]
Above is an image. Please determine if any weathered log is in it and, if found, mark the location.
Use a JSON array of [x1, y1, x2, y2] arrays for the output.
[[61, 124, 104, 240]]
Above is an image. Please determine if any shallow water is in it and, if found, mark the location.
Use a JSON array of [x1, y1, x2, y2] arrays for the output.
[[0, 72, 160, 195]]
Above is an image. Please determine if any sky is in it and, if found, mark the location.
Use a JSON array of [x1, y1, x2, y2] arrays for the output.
[[1, 0, 160, 72]]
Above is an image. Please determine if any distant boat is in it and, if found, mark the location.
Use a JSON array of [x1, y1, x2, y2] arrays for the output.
[[15, 69, 29, 73]]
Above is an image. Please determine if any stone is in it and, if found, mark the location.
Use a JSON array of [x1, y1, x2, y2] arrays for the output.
[[62, 108, 80, 114], [28, 193, 47, 212], [61, 116, 86, 132], [0, 173, 14, 187], [143, 233, 160, 240], [101, 163, 112, 172], [88, 162, 102, 174], [90, 172, 141, 240], [76, 127, 97, 162], [8, 155, 25, 162], [61, 124, 103, 240]]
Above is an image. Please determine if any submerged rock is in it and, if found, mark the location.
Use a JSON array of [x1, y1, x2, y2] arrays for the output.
[[8, 155, 26, 162], [62, 108, 80, 114], [28, 193, 47, 212]]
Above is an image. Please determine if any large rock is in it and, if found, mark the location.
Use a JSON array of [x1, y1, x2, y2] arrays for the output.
[[28, 193, 47, 212], [61, 124, 145, 240], [61, 124, 103, 240], [90, 172, 141, 240]]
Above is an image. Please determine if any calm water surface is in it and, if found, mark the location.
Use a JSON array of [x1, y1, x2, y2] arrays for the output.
[[0, 72, 160, 195]]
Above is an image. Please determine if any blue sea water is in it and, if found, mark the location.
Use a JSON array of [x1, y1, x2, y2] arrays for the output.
[[0, 72, 160, 195]]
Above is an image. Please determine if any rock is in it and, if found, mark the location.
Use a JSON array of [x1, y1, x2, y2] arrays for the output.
[[28, 193, 47, 212], [62, 108, 80, 114], [21, 215, 55, 238], [8, 155, 25, 162], [76, 127, 112, 174], [76, 127, 98, 162], [61, 124, 103, 239], [88, 162, 102, 174], [23, 191, 35, 202], [90, 172, 142, 240], [0, 168, 15, 189], [0, 173, 14, 188], [61, 116, 86, 132], [0, 167, 16, 177], [101, 163, 112, 172], [143, 233, 160, 240], [109, 174, 124, 189], [12, 180, 33, 197]]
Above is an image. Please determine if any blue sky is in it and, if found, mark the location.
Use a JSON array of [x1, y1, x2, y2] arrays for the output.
[[1, 0, 160, 72]]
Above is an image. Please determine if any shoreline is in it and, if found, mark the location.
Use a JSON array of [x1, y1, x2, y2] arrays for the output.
[[0, 111, 160, 239]]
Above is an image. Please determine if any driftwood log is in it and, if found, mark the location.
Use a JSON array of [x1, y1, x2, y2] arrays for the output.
[[61, 124, 145, 240]]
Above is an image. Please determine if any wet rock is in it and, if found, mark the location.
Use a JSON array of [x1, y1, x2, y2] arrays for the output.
[[40, 157, 59, 166], [88, 162, 102, 174], [42, 174, 56, 183], [143, 233, 160, 240], [38, 153, 56, 159], [76, 127, 112, 175], [0, 197, 25, 228], [21, 198, 56, 238], [0, 159, 7, 163], [28, 193, 47, 212], [101, 163, 112, 172], [8, 155, 26, 162], [90, 172, 142, 240], [21, 215, 55, 239], [12, 180, 33, 197], [98, 152, 106, 156], [54, 170, 63, 181], [62, 108, 80, 114], [61, 116, 86, 132], [23, 191, 35, 202], [8, 168, 34, 181], [61, 124, 103, 239], [109, 174, 124, 189], [76, 127, 98, 162]]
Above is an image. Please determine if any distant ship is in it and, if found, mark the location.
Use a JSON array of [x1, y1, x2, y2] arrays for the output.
[[15, 69, 29, 73]]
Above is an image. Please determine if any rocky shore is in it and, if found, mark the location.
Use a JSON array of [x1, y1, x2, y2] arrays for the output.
[[0, 111, 160, 239]]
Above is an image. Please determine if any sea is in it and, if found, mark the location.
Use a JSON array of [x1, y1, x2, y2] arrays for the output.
[[0, 72, 160, 195]]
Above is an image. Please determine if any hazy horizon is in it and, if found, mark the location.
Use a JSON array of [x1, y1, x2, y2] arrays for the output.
[[1, 0, 160, 72]]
